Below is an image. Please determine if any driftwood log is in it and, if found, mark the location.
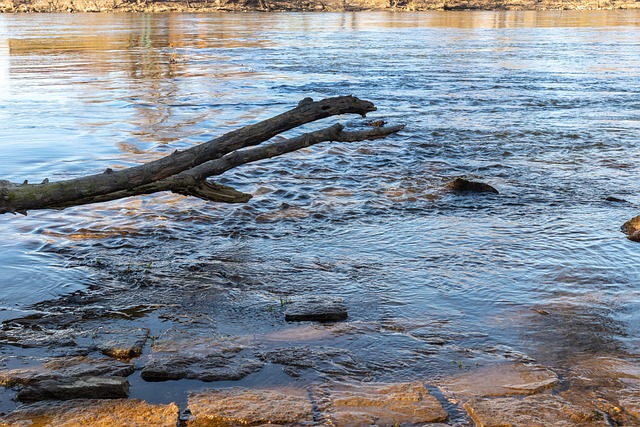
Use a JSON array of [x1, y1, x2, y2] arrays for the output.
[[0, 96, 403, 215]]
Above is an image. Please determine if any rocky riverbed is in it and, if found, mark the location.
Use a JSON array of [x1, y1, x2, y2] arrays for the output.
[[1, 180, 639, 425], [1, 265, 639, 426]]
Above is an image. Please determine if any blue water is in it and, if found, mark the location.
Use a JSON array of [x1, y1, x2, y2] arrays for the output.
[[1, 11, 640, 376]]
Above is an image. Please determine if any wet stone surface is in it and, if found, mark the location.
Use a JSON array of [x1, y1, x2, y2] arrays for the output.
[[0, 356, 134, 402], [94, 328, 149, 359], [441, 362, 559, 398], [0, 399, 179, 427], [16, 375, 130, 402], [0, 356, 135, 387], [284, 296, 348, 322], [141, 353, 264, 382], [318, 381, 449, 426], [187, 387, 315, 426], [257, 346, 374, 379], [464, 394, 609, 427]]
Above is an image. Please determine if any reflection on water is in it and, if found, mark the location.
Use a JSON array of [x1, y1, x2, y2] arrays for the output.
[[1, 10, 640, 389]]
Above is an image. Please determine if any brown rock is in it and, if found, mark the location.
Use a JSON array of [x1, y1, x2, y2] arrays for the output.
[[560, 356, 640, 424], [464, 394, 608, 427], [321, 382, 449, 426], [187, 387, 314, 426], [442, 363, 558, 398], [621, 215, 640, 236], [0, 398, 178, 427]]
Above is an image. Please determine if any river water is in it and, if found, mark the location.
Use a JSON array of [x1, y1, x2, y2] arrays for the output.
[[1, 10, 640, 409]]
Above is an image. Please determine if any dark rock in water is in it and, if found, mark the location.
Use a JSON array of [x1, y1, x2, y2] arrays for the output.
[[0, 399, 178, 427], [141, 354, 263, 382], [16, 376, 129, 402], [188, 387, 315, 426], [446, 177, 499, 194], [284, 296, 348, 322], [605, 196, 628, 203]]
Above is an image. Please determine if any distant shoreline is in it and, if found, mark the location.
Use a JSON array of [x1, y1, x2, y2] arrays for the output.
[[1, 0, 639, 14]]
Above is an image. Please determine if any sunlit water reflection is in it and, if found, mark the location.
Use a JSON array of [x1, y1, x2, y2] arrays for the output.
[[1, 11, 640, 391]]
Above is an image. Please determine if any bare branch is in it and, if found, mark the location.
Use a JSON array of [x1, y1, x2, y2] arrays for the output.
[[0, 97, 403, 214]]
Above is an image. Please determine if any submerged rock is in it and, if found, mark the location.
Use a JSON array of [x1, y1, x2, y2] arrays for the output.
[[284, 296, 348, 322], [140, 328, 263, 382], [257, 346, 372, 379], [0, 399, 178, 427], [1, 356, 135, 402], [320, 381, 449, 426], [16, 376, 129, 402], [464, 394, 608, 427], [441, 362, 558, 398], [187, 387, 314, 426], [446, 177, 499, 194], [43, 356, 135, 378], [605, 196, 628, 203]]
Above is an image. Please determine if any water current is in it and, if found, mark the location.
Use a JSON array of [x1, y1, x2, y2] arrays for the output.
[[1, 10, 640, 413]]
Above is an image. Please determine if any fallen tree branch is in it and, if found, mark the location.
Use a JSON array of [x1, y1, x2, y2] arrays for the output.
[[0, 97, 403, 215]]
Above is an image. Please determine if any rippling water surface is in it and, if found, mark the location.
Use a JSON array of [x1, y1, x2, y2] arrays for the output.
[[1, 11, 640, 383]]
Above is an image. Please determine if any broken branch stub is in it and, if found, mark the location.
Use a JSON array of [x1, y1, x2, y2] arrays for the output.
[[0, 96, 403, 215]]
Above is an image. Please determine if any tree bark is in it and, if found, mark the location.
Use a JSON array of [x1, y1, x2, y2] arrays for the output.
[[0, 96, 403, 215]]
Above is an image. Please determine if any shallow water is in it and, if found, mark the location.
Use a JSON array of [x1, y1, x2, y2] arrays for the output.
[[1, 10, 640, 405]]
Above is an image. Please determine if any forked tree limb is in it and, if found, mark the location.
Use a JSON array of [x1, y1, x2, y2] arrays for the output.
[[0, 97, 403, 215]]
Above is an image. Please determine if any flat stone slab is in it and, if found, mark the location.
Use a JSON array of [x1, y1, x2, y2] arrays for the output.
[[320, 381, 449, 426], [441, 362, 558, 398], [141, 353, 263, 382], [284, 296, 348, 322], [16, 375, 130, 402], [187, 387, 314, 426], [0, 356, 134, 387], [464, 394, 609, 427], [140, 329, 263, 382], [0, 398, 178, 427]]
